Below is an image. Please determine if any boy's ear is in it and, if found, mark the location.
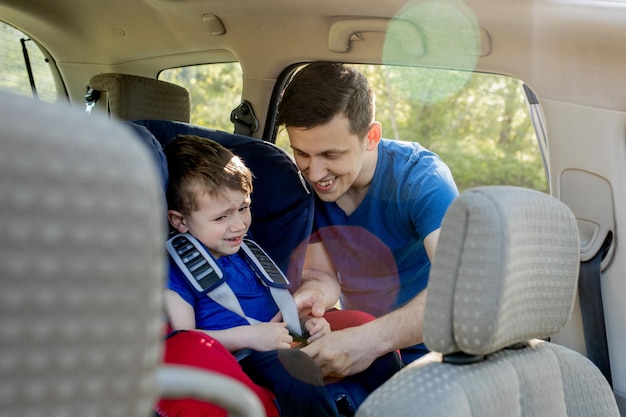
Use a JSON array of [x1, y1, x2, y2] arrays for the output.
[[167, 210, 189, 233]]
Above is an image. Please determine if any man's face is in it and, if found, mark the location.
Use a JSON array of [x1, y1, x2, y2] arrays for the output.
[[288, 115, 368, 203]]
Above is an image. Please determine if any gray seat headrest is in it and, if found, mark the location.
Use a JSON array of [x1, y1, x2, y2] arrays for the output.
[[424, 186, 580, 356], [88, 73, 191, 123]]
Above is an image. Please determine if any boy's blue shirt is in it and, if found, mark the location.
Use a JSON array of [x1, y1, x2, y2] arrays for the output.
[[168, 246, 279, 331]]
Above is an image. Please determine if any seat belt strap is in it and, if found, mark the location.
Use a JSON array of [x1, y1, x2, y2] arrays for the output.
[[166, 233, 303, 336], [206, 283, 260, 326], [268, 286, 301, 335], [240, 239, 303, 336], [578, 234, 612, 386]]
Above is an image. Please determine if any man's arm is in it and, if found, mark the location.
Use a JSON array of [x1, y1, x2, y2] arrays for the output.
[[300, 229, 441, 378], [301, 288, 427, 377], [423, 228, 440, 261], [292, 241, 341, 317]]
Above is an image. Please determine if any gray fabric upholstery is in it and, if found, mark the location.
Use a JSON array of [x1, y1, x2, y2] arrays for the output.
[[424, 186, 580, 355], [89, 73, 191, 122], [0, 91, 166, 416], [356, 186, 619, 417], [0, 92, 264, 417]]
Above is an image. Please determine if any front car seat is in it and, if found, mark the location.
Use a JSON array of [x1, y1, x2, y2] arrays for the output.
[[356, 186, 620, 417], [0, 91, 263, 417]]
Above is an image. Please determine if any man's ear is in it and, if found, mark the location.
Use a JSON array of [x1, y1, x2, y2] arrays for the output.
[[167, 210, 189, 233], [366, 122, 382, 151]]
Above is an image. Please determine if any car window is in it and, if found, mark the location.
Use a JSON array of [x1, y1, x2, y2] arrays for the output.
[[159, 63, 242, 131], [0, 21, 57, 102], [275, 64, 548, 193]]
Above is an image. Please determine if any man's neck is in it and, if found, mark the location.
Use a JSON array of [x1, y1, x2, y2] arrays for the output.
[[335, 147, 378, 215]]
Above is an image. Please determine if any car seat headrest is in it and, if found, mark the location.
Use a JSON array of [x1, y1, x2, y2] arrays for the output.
[[423, 186, 580, 357], [88, 73, 190, 123]]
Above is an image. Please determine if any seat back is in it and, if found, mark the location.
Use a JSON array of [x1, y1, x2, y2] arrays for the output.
[[0, 92, 265, 417], [0, 91, 166, 416], [130, 119, 314, 280], [88, 73, 191, 122], [356, 186, 620, 417]]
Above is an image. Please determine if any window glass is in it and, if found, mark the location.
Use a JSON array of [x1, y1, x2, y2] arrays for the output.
[[276, 64, 548, 193], [159, 63, 243, 131], [0, 21, 57, 101]]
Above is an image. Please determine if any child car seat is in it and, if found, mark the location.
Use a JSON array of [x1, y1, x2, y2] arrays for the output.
[[129, 119, 314, 279]]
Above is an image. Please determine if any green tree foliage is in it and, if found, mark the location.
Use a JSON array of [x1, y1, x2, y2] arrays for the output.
[[160, 63, 242, 132], [356, 65, 547, 192]]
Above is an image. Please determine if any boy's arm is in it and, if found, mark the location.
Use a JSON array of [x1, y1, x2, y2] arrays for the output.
[[164, 289, 294, 352], [164, 289, 196, 329]]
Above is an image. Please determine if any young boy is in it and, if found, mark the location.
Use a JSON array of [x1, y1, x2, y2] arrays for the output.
[[162, 134, 339, 417]]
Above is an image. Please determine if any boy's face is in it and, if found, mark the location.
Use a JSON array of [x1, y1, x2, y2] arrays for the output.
[[176, 188, 251, 259], [287, 114, 378, 204]]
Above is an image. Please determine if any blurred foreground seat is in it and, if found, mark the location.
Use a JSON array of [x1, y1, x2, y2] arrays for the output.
[[356, 186, 620, 417], [0, 92, 264, 417]]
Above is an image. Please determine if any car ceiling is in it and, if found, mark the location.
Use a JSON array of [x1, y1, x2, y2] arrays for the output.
[[1, 0, 626, 111]]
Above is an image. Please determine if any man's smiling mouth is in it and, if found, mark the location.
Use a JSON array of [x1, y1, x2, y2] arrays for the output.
[[316, 177, 336, 188]]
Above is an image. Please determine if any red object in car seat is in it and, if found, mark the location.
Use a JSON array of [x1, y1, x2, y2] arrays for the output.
[[156, 310, 377, 417], [155, 330, 280, 417], [324, 309, 376, 331]]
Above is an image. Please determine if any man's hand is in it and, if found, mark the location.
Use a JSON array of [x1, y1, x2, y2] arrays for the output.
[[293, 242, 341, 317], [301, 326, 375, 378], [300, 290, 429, 377], [293, 288, 327, 318]]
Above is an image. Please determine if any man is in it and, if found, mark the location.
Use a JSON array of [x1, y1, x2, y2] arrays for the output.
[[277, 61, 459, 378]]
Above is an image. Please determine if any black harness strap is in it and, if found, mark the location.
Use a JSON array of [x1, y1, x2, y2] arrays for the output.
[[578, 233, 612, 386]]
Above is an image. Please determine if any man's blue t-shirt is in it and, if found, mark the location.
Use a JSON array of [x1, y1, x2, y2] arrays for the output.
[[168, 250, 279, 330], [312, 139, 458, 361]]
